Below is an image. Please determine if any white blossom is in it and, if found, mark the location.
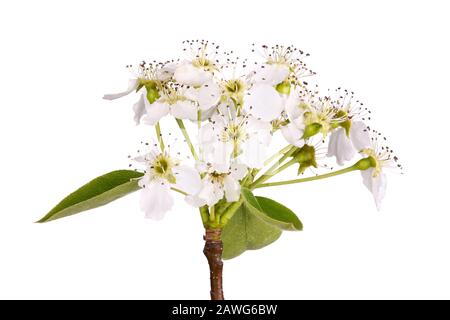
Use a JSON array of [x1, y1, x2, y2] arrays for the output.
[[135, 148, 201, 219], [327, 121, 370, 165], [187, 162, 248, 207], [103, 63, 175, 125], [199, 112, 272, 169], [359, 133, 402, 210], [280, 91, 307, 147]]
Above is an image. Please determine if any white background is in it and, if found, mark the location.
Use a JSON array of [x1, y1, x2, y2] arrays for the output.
[[1, 0, 449, 299]]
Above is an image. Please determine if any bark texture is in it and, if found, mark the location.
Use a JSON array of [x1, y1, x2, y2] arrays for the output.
[[203, 228, 224, 300]]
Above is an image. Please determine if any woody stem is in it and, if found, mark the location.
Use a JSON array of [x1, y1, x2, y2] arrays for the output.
[[203, 228, 224, 300]]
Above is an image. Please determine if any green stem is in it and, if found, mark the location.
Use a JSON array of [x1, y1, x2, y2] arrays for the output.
[[266, 158, 297, 177], [155, 122, 165, 152], [176, 119, 199, 161], [199, 206, 209, 226], [220, 199, 244, 225], [264, 145, 292, 166], [170, 187, 187, 196], [253, 165, 358, 189], [209, 205, 216, 222], [250, 147, 297, 188]]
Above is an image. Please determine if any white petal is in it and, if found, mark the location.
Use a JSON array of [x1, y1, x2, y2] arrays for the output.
[[185, 81, 221, 111], [326, 127, 338, 158], [327, 128, 356, 165], [174, 63, 212, 86], [361, 169, 387, 211], [140, 180, 174, 220], [241, 135, 268, 168], [281, 122, 305, 147], [372, 172, 387, 210], [172, 165, 202, 195], [246, 117, 272, 145], [198, 122, 215, 145], [230, 162, 248, 180], [350, 121, 371, 151], [223, 176, 240, 202], [170, 100, 198, 121], [134, 148, 159, 165], [285, 92, 304, 120], [252, 64, 289, 85], [103, 79, 138, 100], [198, 105, 217, 121], [198, 179, 224, 207], [244, 84, 284, 121], [185, 194, 206, 207], [217, 102, 237, 118], [138, 174, 151, 188], [210, 141, 233, 172], [132, 94, 146, 125], [156, 63, 177, 81], [142, 97, 170, 125]]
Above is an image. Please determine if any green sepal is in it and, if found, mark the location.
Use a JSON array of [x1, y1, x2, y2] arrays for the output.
[[302, 123, 322, 139], [146, 86, 160, 104], [292, 144, 318, 175], [136, 80, 160, 103], [275, 81, 291, 95], [354, 156, 377, 170], [340, 119, 352, 137]]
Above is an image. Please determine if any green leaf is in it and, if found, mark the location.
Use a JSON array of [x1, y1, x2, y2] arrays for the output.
[[222, 203, 282, 260], [255, 196, 303, 231], [37, 170, 144, 223], [241, 188, 302, 231]]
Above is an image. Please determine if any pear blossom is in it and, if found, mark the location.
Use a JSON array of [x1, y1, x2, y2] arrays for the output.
[[43, 41, 405, 302], [252, 63, 290, 86], [142, 86, 195, 124], [135, 148, 201, 219], [174, 62, 213, 87], [103, 62, 175, 124], [359, 133, 402, 210], [99, 40, 402, 222], [326, 88, 373, 165], [187, 162, 248, 207], [250, 44, 315, 87], [280, 90, 307, 147], [199, 112, 272, 169], [140, 79, 221, 124], [327, 121, 370, 165], [243, 84, 284, 121], [184, 80, 221, 113], [173, 40, 220, 86]]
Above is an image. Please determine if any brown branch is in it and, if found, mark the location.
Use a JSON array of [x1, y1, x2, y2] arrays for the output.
[[203, 228, 224, 300]]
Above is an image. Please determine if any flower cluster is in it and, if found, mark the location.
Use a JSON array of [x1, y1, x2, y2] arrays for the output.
[[104, 40, 401, 220]]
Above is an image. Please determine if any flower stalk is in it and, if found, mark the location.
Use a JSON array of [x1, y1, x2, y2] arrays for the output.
[[175, 118, 199, 161], [250, 146, 298, 188], [155, 122, 165, 152], [253, 157, 374, 189]]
